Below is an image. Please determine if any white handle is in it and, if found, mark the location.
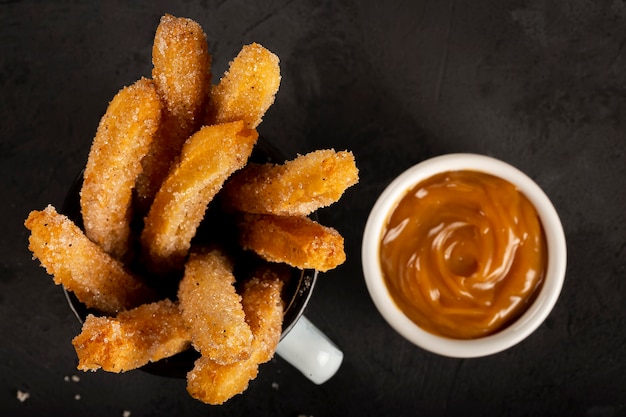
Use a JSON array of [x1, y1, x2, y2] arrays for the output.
[[276, 315, 343, 384]]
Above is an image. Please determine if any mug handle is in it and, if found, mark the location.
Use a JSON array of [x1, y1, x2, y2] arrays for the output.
[[275, 315, 343, 384]]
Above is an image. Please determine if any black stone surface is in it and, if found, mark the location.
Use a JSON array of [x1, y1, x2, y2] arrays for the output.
[[2, 1, 625, 416]]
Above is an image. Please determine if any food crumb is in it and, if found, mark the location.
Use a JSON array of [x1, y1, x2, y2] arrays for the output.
[[271, 382, 279, 390], [65, 374, 81, 382], [16, 390, 30, 403], [74, 394, 81, 400], [123, 410, 131, 417]]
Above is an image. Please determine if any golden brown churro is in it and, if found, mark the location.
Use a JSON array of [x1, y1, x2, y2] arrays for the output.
[[207, 43, 281, 129], [222, 149, 359, 216], [25, 205, 155, 314], [178, 248, 253, 364], [80, 77, 161, 259], [238, 213, 346, 272], [141, 121, 258, 271], [136, 14, 212, 209], [72, 299, 191, 373]]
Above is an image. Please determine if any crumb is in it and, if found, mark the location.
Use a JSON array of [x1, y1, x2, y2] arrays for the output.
[[123, 411, 131, 417], [16, 390, 30, 403], [74, 394, 81, 400], [71, 375, 80, 382], [64, 375, 70, 382], [271, 382, 279, 390]]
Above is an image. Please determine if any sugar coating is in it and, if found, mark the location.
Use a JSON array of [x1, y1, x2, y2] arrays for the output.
[[152, 14, 211, 124], [178, 248, 253, 364], [186, 265, 284, 405], [80, 77, 161, 260], [72, 299, 191, 373], [207, 43, 281, 129], [136, 14, 212, 208], [238, 214, 346, 272], [25, 205, 156, 314], [222, 149, 359, 216], [141, 121, 258, 271], [239, 266, 284, 363], [186, 355, 258, 405]]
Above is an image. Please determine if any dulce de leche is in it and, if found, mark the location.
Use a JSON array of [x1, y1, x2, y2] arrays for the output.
[[380, 170, 547, 339]]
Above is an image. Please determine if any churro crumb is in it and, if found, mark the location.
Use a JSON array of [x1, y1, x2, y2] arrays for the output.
[[16, 390, 30, 403]]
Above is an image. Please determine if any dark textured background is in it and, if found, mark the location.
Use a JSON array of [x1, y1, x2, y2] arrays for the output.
[[2, 1, 625, 416]]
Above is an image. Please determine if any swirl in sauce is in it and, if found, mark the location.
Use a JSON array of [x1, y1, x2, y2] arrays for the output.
[[380, 170, 547, 339]]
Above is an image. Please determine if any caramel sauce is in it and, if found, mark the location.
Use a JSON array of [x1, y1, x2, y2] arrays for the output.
[[380, 170, 547, 339]]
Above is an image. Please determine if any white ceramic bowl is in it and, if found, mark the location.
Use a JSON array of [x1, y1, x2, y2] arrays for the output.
[[362, 153, 567, 358]]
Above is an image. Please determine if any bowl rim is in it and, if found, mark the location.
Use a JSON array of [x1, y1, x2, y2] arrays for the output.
[[361, 153, 567, 358]]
